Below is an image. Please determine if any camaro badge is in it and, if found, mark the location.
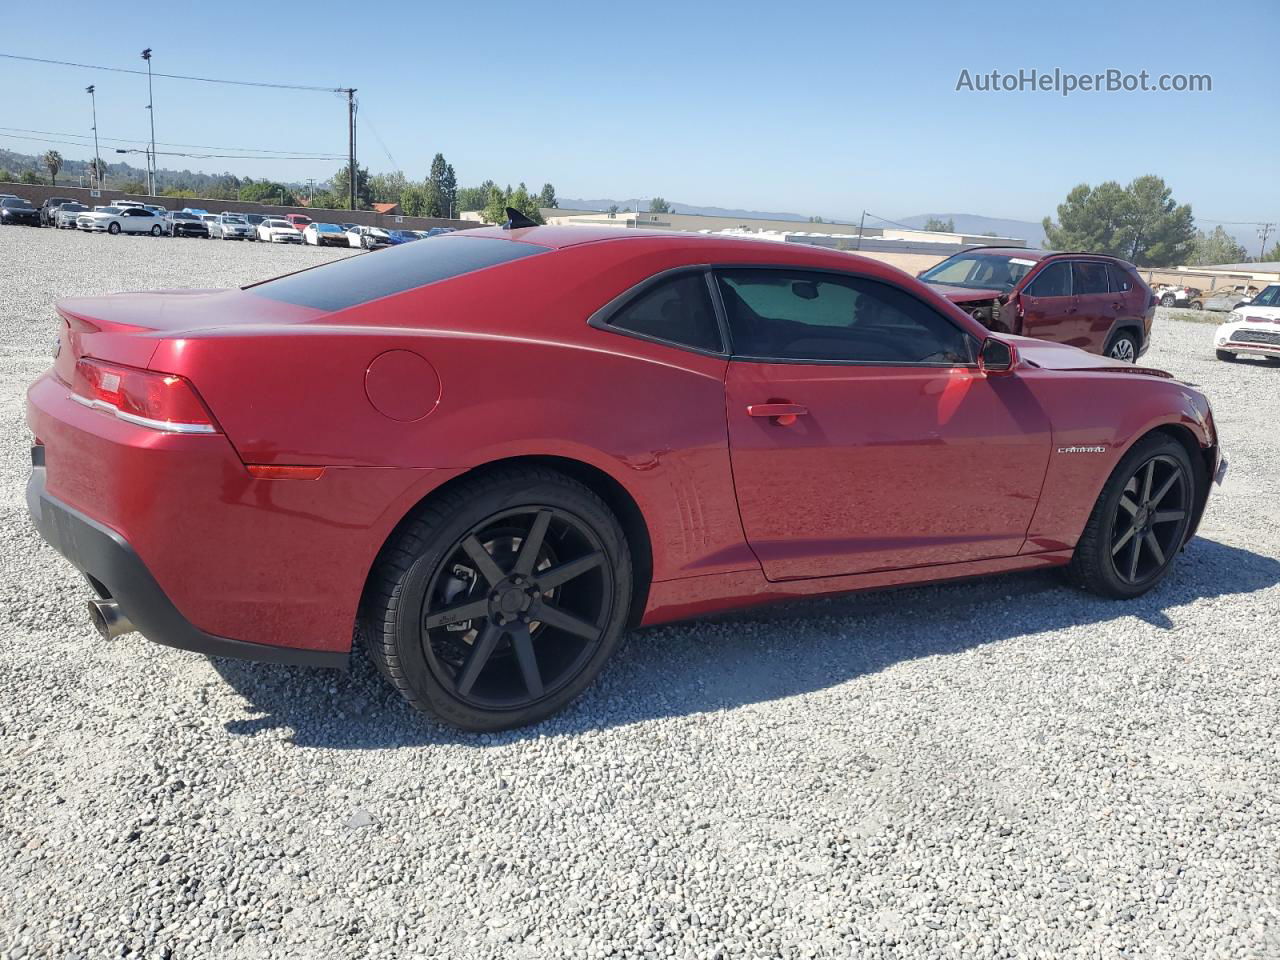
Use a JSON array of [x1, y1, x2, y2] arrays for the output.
[[1057, 445, 1107, 454]]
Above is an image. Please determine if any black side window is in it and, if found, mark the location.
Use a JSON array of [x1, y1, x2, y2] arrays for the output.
[[1107, 264, 1133, 292], [716, 269, 975, 364], [608, 272, 722, 352], [1072, 261, 1110, 295], [1026, 262, 1071, 298]]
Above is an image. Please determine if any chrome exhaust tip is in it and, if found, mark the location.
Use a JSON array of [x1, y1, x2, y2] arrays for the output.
[[87, 598, 134, 640]]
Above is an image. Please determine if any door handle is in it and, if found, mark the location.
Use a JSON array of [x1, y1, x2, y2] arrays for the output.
[[747, 402, 808, 426]]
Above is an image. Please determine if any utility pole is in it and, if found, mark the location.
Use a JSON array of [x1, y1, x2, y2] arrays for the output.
[[345, 88, 357, 211], [141, 48, 156, 196], [307, 178, 316, 203], [85, 85, 102, 191], [1259, 222, 1276, 261], [856, 209, 866, 250]]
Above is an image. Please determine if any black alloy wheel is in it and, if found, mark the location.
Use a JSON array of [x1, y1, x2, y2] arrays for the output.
[[363, 467, 632, 730], [1108, 454, 1191, 585], [420, 506, 614, 711]]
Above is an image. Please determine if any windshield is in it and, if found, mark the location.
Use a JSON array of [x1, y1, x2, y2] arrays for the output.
[[1, 198, 34, 209], [316, 224, 341, 232], [1250, 285, 1280, 308], [919, 252, 1038, 293], [264, 220, 290, 227], [61, 204, 87, 212], [222, 215, 246, 223]]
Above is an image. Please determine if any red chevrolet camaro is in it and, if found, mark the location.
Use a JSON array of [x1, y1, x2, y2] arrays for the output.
[[27, 226, 1225, 729]]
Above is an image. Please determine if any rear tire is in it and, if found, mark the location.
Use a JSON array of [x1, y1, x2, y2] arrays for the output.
[[150, 225, 162, 237], [360, 467, 633, 731], [1106, 330, 1139, 363], [1216, 350, 1236, 362], [1066, 433, 1195, 599]]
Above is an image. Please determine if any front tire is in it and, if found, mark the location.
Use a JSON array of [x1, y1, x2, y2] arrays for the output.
[[1216, 349, 1236, 362], [1160, 294, 1176, 307], [1066, 434, 1196, 599], [107, 222, 121, 235], [361, 467, 633, 731]]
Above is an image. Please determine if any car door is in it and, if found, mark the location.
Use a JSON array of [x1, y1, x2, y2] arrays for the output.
[[718, 267, 1052, 581], [1070, 260, 1114, 352], [1016, 261, 1079, 344], [123, 209, 148, 233]]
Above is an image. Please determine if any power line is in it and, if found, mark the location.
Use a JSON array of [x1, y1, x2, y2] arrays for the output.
[[0, 131, 341, 161], [0, 125, 344, 158], [0, 52, 344, 93]]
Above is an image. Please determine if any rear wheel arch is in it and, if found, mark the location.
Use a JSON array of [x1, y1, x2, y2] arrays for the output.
[[359, 455, 653, 632]]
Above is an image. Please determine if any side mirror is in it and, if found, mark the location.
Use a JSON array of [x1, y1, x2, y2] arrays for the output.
[[979, 337, 1017, 376]]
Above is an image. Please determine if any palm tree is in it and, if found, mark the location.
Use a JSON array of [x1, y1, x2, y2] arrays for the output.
[[43, 150, 62, 187]]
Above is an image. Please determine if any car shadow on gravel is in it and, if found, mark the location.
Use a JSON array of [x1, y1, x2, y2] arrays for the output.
[[212, 537, 1280, 748]]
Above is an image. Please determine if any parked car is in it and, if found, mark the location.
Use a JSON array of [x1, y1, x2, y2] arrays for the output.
[[386, 229, 420, 245], [257, 218, 303, 243], [344, 225, 392, 249], [1215, 284, 1280, 362], [918, 248, 1155, 361], [284, 214, 313, 232], [421, 227, 456, 238], [340, 222, 357, 231], [26, 227, 1225, 730], [210, 213, 254, 241], [114, 201, 147, 211], [302, 222, 349, 247], [1154, 284, 1201, 308], [165, 211, 210, 238], [181, 208, 211, 218], [40, 197, 76, 226], [77, 206, 166, 235], [244, 214, 268, 229], [53, 203, 89, 228], [1189, 284, 1258, 312], [0, 197, 41, 226]]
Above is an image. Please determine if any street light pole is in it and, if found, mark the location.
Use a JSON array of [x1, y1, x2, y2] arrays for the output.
[[86, 85, 102, 191], [141, 48, 156, 196]]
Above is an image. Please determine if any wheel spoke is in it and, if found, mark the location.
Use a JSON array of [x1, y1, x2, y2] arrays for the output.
[[455, 623, 503, 696], [1153, 509, 1185, 524], [461, 536, 505, 587], [509, 624, 544, 699], [1127, 534, 1143, 582], [1140, 461, 1155, 504], [1150, 473, 1180, 507], [537, 551, 605, 590], [423, 598, 489, 630], [1111, 524, 1137, 556], [532, 601, 602, 641], [1118, 494, 1141, 517], [513, 510, 552, 577], [1144, 531, 1166, 567]]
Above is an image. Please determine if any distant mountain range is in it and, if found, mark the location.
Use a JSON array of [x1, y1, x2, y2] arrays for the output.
[[559, 199, 1048, 245]]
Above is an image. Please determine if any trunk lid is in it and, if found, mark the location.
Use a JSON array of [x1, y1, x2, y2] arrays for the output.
[[53, 289, 323, 383], [1006, 335, 1173, 378]]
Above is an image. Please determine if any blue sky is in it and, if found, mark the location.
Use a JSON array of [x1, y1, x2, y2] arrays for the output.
[[2, 0, 1274, 227]]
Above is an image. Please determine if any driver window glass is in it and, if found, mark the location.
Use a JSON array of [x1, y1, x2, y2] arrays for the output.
[[1072, 261, 1110, 295], [1025, 262, 1072, 298], [717, 269, 975, 365]]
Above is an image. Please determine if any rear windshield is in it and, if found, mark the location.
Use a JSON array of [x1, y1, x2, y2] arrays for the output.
[[245, 234, 547, 311]]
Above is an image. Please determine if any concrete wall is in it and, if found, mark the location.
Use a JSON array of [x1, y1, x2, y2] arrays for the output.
[[0, 182, 476, 232]]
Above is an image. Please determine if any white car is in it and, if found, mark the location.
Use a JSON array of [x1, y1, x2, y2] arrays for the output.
[[302, 222, 349, 247], [53, 203, 90, 228], [75, 206, 167, 236], [257, 218, 303, 243], [1215, 284, 1280, 363], [344, 225, 392, 249], [210, 213, 254, 240]]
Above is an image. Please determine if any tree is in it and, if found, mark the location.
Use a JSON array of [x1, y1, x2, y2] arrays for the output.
[[1265, 241, 1280, 262], [509, 182, 543, 223], [370, 171, 408, 205], [1043, 175, 1194, 267], [400, 184, 429, 217], [239, 180, 297, 205], [648, 196, 671, 214], [607, 204, 619, 217], [1190, 226, 1247, 266], [329, 164, 372, 209], [481, 184, 508, 224], [427, 154, 457, 217], [422, 180, 445, 218], [457, 180, 493, 213], [0, 168, 13, 183], [537, 183, 557, 208], [118, 178, 146, 193], [19, 170, 43, 185], [807, 215, 825, 223], [923, 217, 955, 232], [43, 151, 62, 187]]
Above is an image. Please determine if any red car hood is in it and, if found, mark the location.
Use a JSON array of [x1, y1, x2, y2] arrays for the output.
[[927, 283, 1004, 304], [1004, 335, 1172, 378]]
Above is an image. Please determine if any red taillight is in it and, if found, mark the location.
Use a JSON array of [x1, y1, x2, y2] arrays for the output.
[[71, 358, 219, 434]]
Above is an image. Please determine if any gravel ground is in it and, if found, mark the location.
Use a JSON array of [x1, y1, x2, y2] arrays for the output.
[[1, 227, 1277, 960]]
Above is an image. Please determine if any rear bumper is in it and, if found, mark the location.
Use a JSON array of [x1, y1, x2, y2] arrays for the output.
[[28, 451, 347, 669]]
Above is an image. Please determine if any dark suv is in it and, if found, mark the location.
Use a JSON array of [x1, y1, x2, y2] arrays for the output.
[[918, 248, 1155, 362], [40, 196, 76, 226]]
